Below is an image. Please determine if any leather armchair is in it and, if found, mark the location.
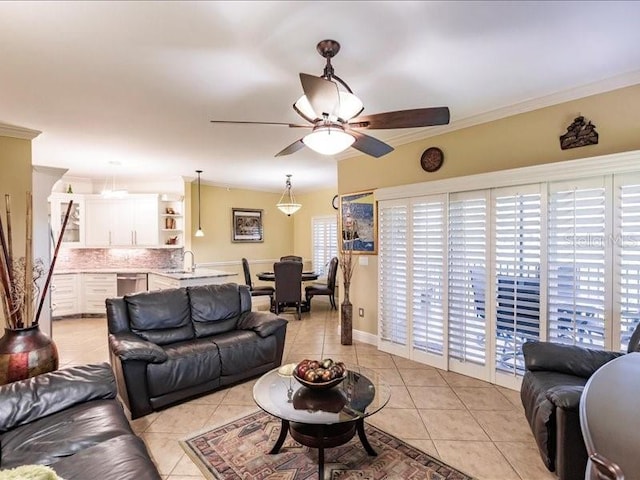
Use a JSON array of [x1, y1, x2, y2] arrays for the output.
[[521, 324, 640, 480]]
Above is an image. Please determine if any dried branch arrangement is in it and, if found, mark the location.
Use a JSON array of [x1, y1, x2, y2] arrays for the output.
[[339, 223, 357, 297], [0, 194, 72, 329]]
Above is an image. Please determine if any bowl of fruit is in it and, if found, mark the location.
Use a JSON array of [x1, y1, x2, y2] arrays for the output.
[[293, 358, 347, 390]]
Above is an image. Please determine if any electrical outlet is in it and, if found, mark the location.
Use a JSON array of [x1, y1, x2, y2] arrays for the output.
[[358, 308, 364, 317]]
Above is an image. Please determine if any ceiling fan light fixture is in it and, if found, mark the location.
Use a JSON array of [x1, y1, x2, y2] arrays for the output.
[[276, 174, 302, 216], [336, 91, 363, 120], [293, 95, 318, 122], [303, 125, 355, 155]]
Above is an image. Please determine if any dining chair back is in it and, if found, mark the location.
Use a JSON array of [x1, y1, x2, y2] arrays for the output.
[[242, 257, 274, 302], [305, 257, 338, 310], [274, 260, 303, 320], [280, 255, 303, 262]]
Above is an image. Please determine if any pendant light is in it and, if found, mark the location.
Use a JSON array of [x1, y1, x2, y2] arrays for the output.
[[195, 170, 204, 237], [276, 174, 301, 216]]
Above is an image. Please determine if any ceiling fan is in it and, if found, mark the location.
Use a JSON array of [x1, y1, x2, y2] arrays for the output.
[[210, 39, 450, 158]]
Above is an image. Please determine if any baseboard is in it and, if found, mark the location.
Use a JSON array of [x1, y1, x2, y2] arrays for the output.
[[353, 329, 377, 346]]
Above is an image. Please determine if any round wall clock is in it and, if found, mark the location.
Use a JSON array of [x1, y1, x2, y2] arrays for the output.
[[420, 147, 444, 172], [332, 195, 339, 210]]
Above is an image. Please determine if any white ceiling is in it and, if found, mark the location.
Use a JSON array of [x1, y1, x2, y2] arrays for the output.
[[1, 1, 640, 193]]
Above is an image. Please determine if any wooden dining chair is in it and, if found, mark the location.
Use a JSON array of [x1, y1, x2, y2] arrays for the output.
[[242, 258, 274, 304], [274, 261, 303, 320]]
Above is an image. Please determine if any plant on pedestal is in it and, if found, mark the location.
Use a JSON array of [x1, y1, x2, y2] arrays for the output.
[[0, 193, 72, 385]]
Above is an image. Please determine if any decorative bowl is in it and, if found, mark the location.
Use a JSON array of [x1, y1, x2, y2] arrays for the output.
[[293, 370, 347, 390]]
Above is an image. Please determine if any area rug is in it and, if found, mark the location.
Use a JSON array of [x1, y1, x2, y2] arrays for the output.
[[181, 410, 475, 480]]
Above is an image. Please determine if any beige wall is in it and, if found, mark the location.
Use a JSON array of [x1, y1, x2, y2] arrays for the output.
[[189, 183, 295, 264], [0, 135, 33, 328], [338, 83, 640, 335]]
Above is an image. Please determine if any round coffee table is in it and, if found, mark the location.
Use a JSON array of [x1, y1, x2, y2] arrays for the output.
[[253, 365, 391, 479]]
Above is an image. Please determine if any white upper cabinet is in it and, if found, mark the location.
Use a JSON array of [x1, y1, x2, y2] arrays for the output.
[[85, 194, 159, 247], [50, 193, 85, 246]]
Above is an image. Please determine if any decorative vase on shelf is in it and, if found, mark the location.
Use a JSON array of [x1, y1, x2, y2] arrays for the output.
[[0, 325, 59, 385]]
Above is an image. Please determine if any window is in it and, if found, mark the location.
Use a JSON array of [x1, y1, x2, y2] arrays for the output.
[[376, 152, 640, 387], [615, 174, 640, 351], [493, 186, 542, 375], [378, 201, 408, 351], [448, 191, 488, 373], [547, 178, 607, 348], [311, 215, 338, 277]]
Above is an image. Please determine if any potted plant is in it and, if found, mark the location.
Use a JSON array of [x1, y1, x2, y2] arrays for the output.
[[0, 193, 72, 385]]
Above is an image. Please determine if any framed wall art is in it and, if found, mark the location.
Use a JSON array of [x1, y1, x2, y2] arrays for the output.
[[231, 208, 264, 243], [339, 190, 377, 254]]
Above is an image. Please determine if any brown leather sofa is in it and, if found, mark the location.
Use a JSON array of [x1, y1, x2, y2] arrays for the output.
[[0, 363, 160, 479], [107, 283, 287, 419], [521, 324, 640, 480]]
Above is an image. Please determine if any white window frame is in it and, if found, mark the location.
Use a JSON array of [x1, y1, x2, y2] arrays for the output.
[[311, 215, 338, 279]]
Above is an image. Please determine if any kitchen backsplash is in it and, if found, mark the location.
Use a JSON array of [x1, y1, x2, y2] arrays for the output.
[[56, 247, 183, 270]]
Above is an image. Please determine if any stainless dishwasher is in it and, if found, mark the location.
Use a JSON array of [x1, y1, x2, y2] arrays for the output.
[[116, 273, 148, 296]]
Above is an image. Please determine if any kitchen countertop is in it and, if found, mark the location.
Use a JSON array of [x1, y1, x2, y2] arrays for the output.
[[149, 268, 238, 280], [55, 268, 238, 280]]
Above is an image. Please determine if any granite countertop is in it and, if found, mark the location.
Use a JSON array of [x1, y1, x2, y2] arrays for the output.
[[149, 268, 238, 280], [55, 268, 238, 280]]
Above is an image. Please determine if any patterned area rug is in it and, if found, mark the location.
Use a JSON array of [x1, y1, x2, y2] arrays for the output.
[[181, 410, 475, 480]]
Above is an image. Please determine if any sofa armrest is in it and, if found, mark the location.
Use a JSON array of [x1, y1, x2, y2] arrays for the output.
[[545, 385, 584, 411], [237, 311, 287, 338], [0, 363, 116, 432], [109, 332, 168, 363], [523, 341, 623, 378]]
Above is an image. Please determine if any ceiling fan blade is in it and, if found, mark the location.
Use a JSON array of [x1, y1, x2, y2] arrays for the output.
[[350, 130, 394, 158], [348, 107, 450, 129], [275, 139, 306, 157], [210, 120, 310, 128], [299, 73, 340, 118]]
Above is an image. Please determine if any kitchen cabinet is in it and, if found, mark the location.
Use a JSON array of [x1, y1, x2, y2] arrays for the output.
[[147, 273, 181, 291], [51, 273, 81, 317], [85, 194, 159, 247], [82, 273, 117, 314], [50, 193, 84, 246]]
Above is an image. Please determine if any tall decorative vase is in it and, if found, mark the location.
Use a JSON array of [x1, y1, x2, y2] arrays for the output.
[[0, 325, 59, 385], [341, 287, 353, 345]]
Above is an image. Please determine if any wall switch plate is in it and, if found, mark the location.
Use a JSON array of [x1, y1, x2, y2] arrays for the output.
[[358, 308, 364, 317]]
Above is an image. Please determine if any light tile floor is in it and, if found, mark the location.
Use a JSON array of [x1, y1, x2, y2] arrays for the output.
[[52, 299, 555, 480]]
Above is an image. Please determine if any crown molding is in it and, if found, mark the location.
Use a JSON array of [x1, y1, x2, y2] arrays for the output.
[[0, 122, 42, 140], [339, 70, 640, 160]]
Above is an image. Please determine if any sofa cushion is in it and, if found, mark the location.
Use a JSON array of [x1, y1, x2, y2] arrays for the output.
[[146, 338, 221, 398], [213, 330, 278, 376], [50, 435, 161, 480], [188, 284, 242, 337], [0, 400, 133, 468], [126, 288, 194, 345]]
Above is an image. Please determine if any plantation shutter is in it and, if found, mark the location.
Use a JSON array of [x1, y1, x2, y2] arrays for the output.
[[378, 200, 409, 351], [411, 196, 446, 360], [548, 177, 607, 348], [448, 191, 488, 368], [311, 215, 338, 277], [493, 186, 542, 375], [615, 174, 640, 351]]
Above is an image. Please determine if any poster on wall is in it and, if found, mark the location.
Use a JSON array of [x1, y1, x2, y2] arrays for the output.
[[339, 191, 377, 254], [231, 208, 264, 243]]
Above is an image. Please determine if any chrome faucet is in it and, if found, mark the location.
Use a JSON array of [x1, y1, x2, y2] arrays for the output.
[[183, 250, 196, 273]]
